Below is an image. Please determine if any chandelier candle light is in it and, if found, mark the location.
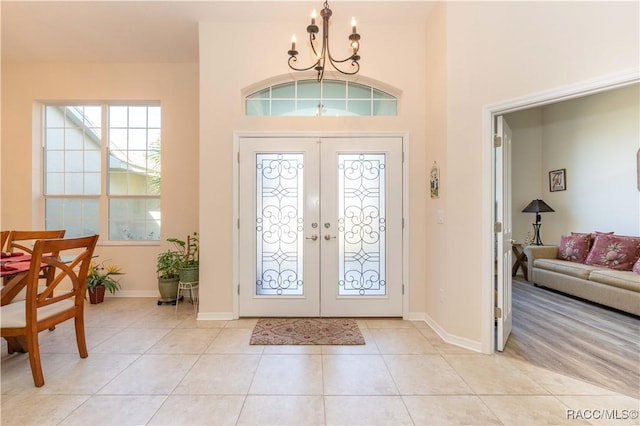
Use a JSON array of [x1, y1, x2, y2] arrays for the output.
[[287, 0, 361, 81]]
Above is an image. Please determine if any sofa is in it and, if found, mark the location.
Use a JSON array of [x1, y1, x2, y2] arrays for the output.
[[525, 232, 640, 316]]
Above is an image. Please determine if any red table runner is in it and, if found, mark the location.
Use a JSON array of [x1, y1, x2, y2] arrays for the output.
[[0, 261, 32, 276]]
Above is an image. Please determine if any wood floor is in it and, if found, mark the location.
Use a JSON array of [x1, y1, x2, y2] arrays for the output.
[[503, 278, 640, 398]]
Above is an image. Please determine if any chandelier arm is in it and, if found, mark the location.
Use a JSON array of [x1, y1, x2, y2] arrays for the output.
[[288, 56, 322, 73], [324, 36, 359, 74], [327, 57, 360, 75], [322, 16, 358, 72], [308, 33, 321, 60], [328, 55, 360, 64]]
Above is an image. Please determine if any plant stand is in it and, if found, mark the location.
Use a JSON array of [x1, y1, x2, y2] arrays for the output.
[[175, 281, 199, 314]]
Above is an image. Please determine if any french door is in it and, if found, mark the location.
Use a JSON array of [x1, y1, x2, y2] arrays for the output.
[[238, 136, 403, 317], [495, 116, 513, 350]]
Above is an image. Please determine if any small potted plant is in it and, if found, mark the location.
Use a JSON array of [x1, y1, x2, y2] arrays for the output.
[[167, 232, 199, 283], [86, 260, 123, 304], [156, 249, 181, 304]]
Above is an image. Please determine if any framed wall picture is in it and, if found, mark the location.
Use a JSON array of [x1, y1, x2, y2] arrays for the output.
[[430, 161, 439, 198], [549, 168, 566, 192]]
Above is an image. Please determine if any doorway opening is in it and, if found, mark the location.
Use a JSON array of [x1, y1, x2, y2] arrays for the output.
[[487, 70, 639, 353]]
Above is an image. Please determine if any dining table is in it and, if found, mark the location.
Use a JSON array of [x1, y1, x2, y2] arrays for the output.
[[1, 252, 34, 305]]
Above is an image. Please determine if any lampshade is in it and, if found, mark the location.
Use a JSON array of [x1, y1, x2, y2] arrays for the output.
[[522, 199, 555, 213]]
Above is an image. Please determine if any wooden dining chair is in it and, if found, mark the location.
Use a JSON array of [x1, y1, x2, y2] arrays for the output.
[[5, 230, 66, 254], [1, 230, 9, 252], [0, 234, 99, 387], [5, 230, 66, 303]]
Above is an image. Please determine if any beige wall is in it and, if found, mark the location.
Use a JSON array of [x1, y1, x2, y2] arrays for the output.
[[424, 2, 449, 331], [541, 85, 639, 239], [439, 1, 639, 346], [198, 15, 430, 318], [1, 63, 199, 296], [509, 85, 640, 245]]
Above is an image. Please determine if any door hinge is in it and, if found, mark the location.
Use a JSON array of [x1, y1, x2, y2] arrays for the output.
[[237, 152, 240, 163], [494, 135, 502, 148], [237, 218, 240, 229], [402, 151, 405, 163], [237, 284, 240, 295], [402, 218, 405, 229], [402, 283, 405, 295], [494, 222, 502, 233], [494, 306, 502, 318]]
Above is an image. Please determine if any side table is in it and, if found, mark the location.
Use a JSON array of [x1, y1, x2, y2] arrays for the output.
[[511, 244, 528, 281]]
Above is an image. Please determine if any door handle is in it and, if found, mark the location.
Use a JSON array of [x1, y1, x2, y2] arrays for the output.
[[306, 235, 318, 241], [324, 234, 336, 240]]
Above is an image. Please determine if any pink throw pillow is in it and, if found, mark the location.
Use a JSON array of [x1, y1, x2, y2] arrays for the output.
[[633, 258, 640, 275], [572, 231, 612, 249], [585, 234, 640, 271], [590, 231, 614, 249], [557, 234, 591, 263]]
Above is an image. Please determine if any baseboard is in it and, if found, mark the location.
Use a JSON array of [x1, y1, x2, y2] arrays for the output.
[[422, 313, 483, 353], [108, 291, 158, 298], [404, 311, 428, 322], [197, 312, 234, 321]]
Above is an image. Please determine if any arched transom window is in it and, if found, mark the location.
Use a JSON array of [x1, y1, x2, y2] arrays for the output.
[[245, 79, 398, 117]]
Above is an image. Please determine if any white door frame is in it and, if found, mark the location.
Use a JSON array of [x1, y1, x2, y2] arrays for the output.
[[482, 69, 639, 353], [232, 131, 410, 319]]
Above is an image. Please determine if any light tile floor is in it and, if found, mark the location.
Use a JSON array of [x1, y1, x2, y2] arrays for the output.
[[1, 298, 638, 425]]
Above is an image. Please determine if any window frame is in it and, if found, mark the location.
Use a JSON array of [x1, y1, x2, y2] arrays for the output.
[[42, 102, 162, 246], [245, 79, 398, 117]]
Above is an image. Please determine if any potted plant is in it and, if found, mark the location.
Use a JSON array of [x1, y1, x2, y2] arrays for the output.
[[167, 232, 199, 283], [156, 249, 181, 305], [86, 260, 123, 304]]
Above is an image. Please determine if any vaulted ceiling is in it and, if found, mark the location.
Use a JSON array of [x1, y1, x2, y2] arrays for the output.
[[1, 1, 435, 63]]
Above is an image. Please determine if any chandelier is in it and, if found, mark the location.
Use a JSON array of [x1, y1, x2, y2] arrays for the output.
[[287, 1, 361, 81]]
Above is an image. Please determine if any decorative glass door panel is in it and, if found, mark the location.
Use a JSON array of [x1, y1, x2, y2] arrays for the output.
[[338, 154, 386, 297], [239, 136, 402, 317], [256, 153, 304, 296], [239, 138, 320, 317], [320, 138, 402, 317]]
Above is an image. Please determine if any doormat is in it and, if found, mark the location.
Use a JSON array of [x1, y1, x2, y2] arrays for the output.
[[250, 318, 365, 345]]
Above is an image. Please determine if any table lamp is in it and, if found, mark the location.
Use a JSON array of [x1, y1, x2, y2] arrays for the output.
[[522, 199, 554, 245]]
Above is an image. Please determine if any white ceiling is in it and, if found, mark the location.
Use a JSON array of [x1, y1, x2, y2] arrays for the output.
[[1, 1, 435, 63]]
